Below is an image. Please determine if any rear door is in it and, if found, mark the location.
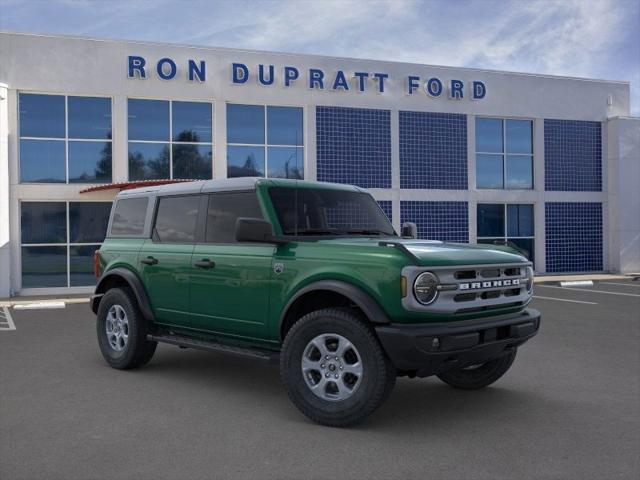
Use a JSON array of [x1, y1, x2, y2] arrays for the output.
[[189, 191, 274, 339], [138, 194, 202, 326]]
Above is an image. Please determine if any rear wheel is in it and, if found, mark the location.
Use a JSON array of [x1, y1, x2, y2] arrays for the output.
[[280, 308, 396, 427], [436, 349, 517, 390], [96, 287, 157, 369]]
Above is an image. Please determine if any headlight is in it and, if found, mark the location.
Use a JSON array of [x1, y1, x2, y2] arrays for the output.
[[525, 266, 534, 293], [414, 272, 439, 305]]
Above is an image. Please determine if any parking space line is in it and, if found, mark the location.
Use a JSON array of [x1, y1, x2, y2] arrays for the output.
[[537, 285, 640, 297], [600, 282, 640, 288], [0, 306, 16, 331], [533, 295, 597, 305]]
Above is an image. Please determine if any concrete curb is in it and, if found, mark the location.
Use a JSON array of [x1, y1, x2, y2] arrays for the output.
[[0, 297, 90, 307]]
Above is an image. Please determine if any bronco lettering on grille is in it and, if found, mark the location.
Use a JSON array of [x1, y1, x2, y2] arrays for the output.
[[459, 279, 520, 290]]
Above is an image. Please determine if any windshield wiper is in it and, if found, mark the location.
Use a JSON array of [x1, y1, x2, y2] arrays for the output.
[[287, 228, 345, 236], [345, 229, 392, 236]]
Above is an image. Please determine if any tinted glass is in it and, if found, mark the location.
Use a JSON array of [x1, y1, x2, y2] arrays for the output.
[[21, 246, 67, 288], [227, 104, 264, 144], [506, 119, 532, 154], [267, 106, 303, 145], [507, 204, 534, 237], [206, 192, 263, 243], [506, 155, 533, 189], [227, 146, 265, 178], [19, 93, 65, 138], [68, 96, 112, 139], [269, 188, 395, 236], [476, 154, 503, 189], [110, 197, 148, 236], [509, 237, 534, 261], [172, 144, 212, 180], [477, 204, 505, 237], [268, 147, 303, 179], [68, 141, 112, 183], [20, 139, 65, 183], [128, 142, 170, 180], [70, 245, 99, 286], [154, 195, 200, 243], [69, 202, 112, 243], [21, 202, 66, 244], [476, 118, 503, 153], [172, 102, 212, 143], [128, 99, 169, 141]]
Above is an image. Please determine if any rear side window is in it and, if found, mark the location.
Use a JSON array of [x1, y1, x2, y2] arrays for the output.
[[205, 192, 263, 243], [110, 197, 148, 236], [153, 195, 200, 243]]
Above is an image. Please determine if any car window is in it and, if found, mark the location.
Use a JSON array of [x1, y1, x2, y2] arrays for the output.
[[153, 195, 200, 243], [110, 197, 148, 236], [205, 192, 263, 243]]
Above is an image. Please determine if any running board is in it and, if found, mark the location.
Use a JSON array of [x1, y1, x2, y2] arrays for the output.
[[147, 333, 279, 363]]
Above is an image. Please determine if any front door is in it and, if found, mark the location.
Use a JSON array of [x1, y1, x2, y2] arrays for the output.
[[138, 194, 201, 327], [189, 191, 274, 339]]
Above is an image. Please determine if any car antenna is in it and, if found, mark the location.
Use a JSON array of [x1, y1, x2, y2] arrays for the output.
[[294, 127, 300, 237]]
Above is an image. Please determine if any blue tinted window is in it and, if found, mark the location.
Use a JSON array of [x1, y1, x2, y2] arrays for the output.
[[19, 93, 65, 138], [507, 204, 534, 237], [506, 120, 532, 154], [476, 118, 502, 153], [509, 237, 534, 262], [476, 154, 503, 189], [227, 146, 265, 177], [268, 147, 303, 179], [68, 96, 112, 139], [172, 144, 212, 180], [128, 142, 170, 180], [267, 106, 303, 145], [172, 101, 212, 143], [21, 202, 66, 244], [477, 204, 505, 237], [128, 99, 169, 141], [69, 202, 112, 243], [21, 246, 68, 288], [70, 246, 98, 286], [20, 140, 65, 183], [68, 141, 112, 183], [506, 155, 533, 189], [227, 104, 264, 144]]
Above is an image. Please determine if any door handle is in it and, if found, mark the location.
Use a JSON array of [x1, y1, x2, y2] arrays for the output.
[[141, 256, 158, 265], [194, 259, 215, 269]]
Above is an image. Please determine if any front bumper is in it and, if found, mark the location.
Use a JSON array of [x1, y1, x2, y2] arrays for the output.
[[375, 308, 541, 377]]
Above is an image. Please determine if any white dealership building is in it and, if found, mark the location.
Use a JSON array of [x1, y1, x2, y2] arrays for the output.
[[0, 31, 638, 297]]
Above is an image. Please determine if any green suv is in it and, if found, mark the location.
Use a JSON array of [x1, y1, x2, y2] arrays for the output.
[[91, 178, 540, 426]]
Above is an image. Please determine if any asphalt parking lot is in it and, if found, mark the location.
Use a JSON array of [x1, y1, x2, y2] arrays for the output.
[[1, 280, 639, 480]]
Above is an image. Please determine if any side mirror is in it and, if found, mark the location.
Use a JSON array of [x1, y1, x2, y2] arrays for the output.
[[401, 221, 418, 239], [235, 218, 277, 243]]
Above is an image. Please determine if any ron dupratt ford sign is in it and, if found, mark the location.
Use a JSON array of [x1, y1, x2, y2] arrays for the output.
[[127, 55, 487, 100]]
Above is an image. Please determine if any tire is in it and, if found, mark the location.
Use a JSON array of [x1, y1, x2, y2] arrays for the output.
[[436, 349, 517, 390], [280, 307, 396, 427], [96, 287, 157, 370]]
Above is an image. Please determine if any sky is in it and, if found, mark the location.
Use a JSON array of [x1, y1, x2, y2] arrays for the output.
[[1, 0, 638, 114]]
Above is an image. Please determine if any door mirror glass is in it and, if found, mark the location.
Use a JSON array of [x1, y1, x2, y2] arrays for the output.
[[235, 218, 275, 243], [401, 222, 418, 239]]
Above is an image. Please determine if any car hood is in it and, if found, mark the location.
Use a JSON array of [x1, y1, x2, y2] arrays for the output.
[[317, 237, 528, 266]]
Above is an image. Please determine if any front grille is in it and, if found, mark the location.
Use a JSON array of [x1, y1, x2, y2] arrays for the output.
[[402, 262, 532, 314]]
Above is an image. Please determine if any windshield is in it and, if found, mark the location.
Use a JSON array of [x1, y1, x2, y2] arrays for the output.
[[268, 187, 396, 236]]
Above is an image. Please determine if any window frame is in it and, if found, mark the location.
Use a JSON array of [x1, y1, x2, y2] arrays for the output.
[[18, 92, 114, 184], [19, 200, 113, 289], [226, 102, 306, 179], [475, 116, 534, 190], [476, 202, 535, 260], [127, 98, 214, 181]]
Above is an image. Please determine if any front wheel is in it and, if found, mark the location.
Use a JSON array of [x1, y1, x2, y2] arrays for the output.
[[280, 308, 396, 427], [436, 349, 517, 390]]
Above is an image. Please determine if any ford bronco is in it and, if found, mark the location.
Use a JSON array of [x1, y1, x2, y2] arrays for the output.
[[91, 178, 540, 427]]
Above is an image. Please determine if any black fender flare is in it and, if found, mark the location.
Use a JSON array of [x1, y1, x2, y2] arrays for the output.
[[279, 280, 391, 335], [91, 268, 155, 322]]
